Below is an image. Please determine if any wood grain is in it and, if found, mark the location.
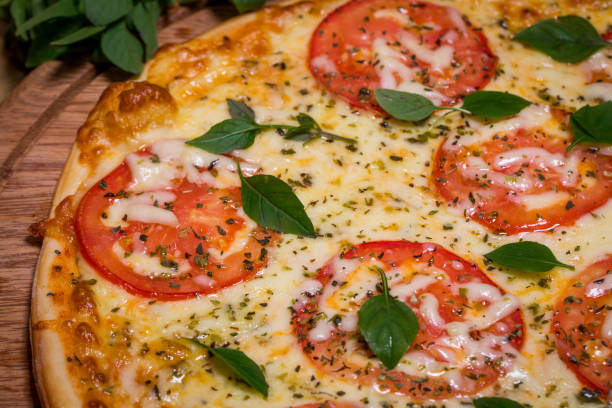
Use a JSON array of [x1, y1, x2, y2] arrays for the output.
[[0, 4, 236, 406]]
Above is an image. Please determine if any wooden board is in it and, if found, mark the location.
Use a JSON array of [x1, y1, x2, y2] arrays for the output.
[[0, 3, 238, 406]]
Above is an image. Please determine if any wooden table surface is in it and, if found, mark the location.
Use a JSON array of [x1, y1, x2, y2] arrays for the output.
[[0, 3, 237, 405]]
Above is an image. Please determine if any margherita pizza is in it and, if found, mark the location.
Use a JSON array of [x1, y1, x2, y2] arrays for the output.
[[30, 0, 612, 407]]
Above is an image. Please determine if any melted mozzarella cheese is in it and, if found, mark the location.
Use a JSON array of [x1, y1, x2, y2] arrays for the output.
[[603, 311, 612, 341], [105, 191, 178, 227], [585, 273, 612, 298], [373, 38, 447, 104], [584, 82, 612, 102]]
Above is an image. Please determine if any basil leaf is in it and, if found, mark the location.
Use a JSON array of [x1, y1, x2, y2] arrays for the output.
[[51, 25, 106, 46], [358, 266, 419, 369], [462, 91, 531, 119], [186, 119, 261, 154], [84, 0, 133, 26], [26, 17, 82, 68], [227, 99, 256, 123], [474, 397, 524, 408], [284, 113, 318, 142], [185, 338, 268, 397], [101, 21, 144, 74], [16, 0, 79, 36], [514, 15, 610, 63], [567, 102, 612, 151], [374, 88, 436, 121], [485, 241, 574, 273], [128, 3, 158, 60], [10, 0, 28, 39], [238, 162, 316, 237], [231, 0, 266, 13]]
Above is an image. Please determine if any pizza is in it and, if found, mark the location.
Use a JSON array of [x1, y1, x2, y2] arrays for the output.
[[29, 0, 612, 407]]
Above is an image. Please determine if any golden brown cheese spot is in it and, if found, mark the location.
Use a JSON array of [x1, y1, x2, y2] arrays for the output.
[[71, 283, 98, 320], [87, 400, 107, 408], [145, 2, 313, 104], [28, 195, 75, 244], [495, 0, 612, 30], [75, 322, 98, 344], [76, 82, 177, 167]]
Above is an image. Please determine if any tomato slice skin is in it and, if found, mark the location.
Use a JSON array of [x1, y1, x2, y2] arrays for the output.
[[309, 0, 497, 112], [433, 119, 612, 235], [293, 241, 524, 400], [75, 156, 276, 300], [552, 256, 612, 396]]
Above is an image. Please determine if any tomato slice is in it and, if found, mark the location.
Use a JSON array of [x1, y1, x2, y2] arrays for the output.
[[293, 241, 524, 400], [75, 147, 277, 300], [552, 256, 612, 397], [309, 0, 497, 112], [433, 107, 612, 234]]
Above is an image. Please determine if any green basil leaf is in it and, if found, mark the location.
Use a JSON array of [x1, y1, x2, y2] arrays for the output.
[[10, 0, 28, 39], [101, 21, 144, 74], [567, 102, 612, 151], [26, 17, 82, 68], [186, 119, 261, 154], [227, 99, 256, 122], [51, 25, 106, 46], [16, 0, 79, 36], [514, 15, 610, 63], [358, 266, 419, 369], [374, 88, 436, 121], [461, 91, 531, 119], [231, 0, 266, 13], [127, 3, 157, 60], [84, 0, 133, 26], [284, 113, 318, 142], [185, 338, 268, 397], [485, 241, 574, 273], [238, 162, 316, 237], [474, 397, 524, 408]]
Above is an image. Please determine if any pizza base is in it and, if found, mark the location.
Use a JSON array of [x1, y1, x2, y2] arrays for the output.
[[30, 0, 612, 407]]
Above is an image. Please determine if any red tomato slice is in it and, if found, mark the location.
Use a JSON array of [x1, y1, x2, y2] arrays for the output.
[[433, 112, 612, 235], [75, 151, 277, 300], [552, 256, 612, 397], [309, 0, 497, 112], [293, 241, 524, 400]]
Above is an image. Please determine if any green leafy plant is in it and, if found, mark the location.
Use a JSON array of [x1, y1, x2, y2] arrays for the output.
[[237, 161, 316, 237], [186, 99, 355, 154], [514, 15, 611, 63], [357, 266, 419, 369], [184, 338, 269, 397], [485, 241, 574, 273], [0, 0, 267, 73], [374, 89, 531, 122]]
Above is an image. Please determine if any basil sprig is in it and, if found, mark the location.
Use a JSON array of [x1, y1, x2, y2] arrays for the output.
[[237, 162, 316, 237], [3, 0, 175, 72], [358, 266, 419, 369], [514, 15, 611, 63], [567, 101, 612, 151], [187, 100, 356, 154], [374, 89, 531, 122], [485, 241, 574, 273], [474, 397, 524, 408], [184, 338, 268, 397]]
